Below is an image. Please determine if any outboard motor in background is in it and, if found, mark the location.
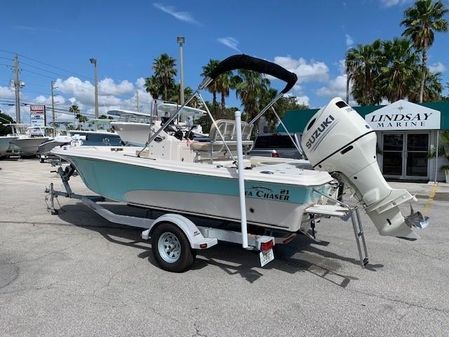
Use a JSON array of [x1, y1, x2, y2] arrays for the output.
[[301, 97, 428, 238]]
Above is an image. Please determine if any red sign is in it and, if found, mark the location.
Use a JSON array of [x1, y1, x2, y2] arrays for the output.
[[30, 105, 45, 114]]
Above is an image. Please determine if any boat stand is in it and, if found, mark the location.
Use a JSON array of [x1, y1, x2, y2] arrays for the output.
[[304, 204, 369, 267]]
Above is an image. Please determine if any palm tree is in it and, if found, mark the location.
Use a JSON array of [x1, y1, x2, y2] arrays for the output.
[[401, 0, 448, 103], [69, 104, 87, 124], [167, 84, 201, 108], [201, 59, 220, 112], [215, 70, 233, 116], [346, 40, 384, 105], [234, 69, 270, 121], [153, 53, 177, 101], [409, 70, 443, 102], [379, 38, 419, 102], [144, 75, 161, 100]]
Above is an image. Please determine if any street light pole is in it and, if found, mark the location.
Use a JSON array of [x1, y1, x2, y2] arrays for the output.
[[177, 36, 185, 105], [90, 58, 99, 118]]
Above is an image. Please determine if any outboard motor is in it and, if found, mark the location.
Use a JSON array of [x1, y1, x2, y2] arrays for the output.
[[301, 97, 429, 238]]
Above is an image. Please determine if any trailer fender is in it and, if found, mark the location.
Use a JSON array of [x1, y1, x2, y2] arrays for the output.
[[141, 213, 218, 249]]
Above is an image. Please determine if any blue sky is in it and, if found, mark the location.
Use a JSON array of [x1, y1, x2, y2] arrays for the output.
[[0, 0, 448, 122]]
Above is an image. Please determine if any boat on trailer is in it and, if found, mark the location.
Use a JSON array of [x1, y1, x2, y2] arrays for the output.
[[48, 54, 428, 272]]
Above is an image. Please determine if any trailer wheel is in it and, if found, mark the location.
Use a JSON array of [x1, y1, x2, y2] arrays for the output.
[[151, 222, 194, 272]]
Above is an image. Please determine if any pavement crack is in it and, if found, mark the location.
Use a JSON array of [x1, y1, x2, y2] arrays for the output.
[[349, 288, 449, 314], [0, 282, 58, 296], [408, 246, 446, 262], [3, 236, 93, 265], [94, 262, 140, 295], [192, 322, 208, 337]]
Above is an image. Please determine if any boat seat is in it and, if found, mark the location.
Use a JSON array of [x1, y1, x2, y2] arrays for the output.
[[190, 119, 254, 156]]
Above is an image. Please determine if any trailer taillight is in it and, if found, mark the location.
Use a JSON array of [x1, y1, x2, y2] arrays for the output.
[[271, 150, 279, 157], [260, 240, 274, 252]]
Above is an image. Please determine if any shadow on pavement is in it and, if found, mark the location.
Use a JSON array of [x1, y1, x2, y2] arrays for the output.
[[54, 202, 385, 288]]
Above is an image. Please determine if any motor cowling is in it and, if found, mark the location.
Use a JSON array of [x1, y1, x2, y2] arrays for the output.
[[301, 97, 427, 238]]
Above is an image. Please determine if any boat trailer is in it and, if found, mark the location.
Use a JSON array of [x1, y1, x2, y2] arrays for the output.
[[45, 163, 369, 272]]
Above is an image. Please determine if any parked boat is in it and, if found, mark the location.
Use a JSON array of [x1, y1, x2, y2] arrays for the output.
[[0, 135, 19, 158], [109, 104, 206, 146], [51, 54, 428, 270], [8, 124, 51, 157], [67, 130, 122, 146]]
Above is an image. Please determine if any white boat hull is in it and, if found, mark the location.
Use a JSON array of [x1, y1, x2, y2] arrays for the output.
[[111, 122, 151, 146], [52, 146, 334, 232], [10, 137, 49, 156], [0, 136, 17, 157]]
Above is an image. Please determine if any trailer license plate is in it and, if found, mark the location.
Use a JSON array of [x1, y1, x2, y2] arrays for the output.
[[259, 249, 274, 267]]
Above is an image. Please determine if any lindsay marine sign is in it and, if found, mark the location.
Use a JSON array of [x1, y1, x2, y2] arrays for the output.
[[365, 100, 440, 130]]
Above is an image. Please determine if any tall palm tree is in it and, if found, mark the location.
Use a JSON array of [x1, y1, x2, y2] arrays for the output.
[[144, 75, 161, 116], [379, 38, 419, 102], [401, 0, 448, 103], [201, 59, 220, 112], [346, 39, 384, 105], [144, 75, 161, 100], [234, 69, 270, 121], [153, 53, 177, 101], [215, 70, 233, 116]]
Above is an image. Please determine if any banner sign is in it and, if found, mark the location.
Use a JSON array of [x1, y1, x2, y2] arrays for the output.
[[365, 100, 440, 130], [30, 105, 46, 128]]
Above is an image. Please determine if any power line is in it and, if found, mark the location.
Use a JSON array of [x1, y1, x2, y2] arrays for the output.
[[21, 67, 57, 80], [20, 61, 74, 80], [0, 49, 93, 81]]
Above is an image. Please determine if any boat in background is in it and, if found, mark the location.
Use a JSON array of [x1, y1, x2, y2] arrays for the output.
[[0, 135, 19, 158], [67, 130, 122, 146], [68, 119, 122, 146], [8, 124, 51, 157], [109, 103, 207, 146]]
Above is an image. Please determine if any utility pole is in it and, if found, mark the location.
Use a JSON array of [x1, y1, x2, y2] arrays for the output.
[[51, 81, 56, 125], [90, 58, 99, 118], [177, 36, 185, 105], [13, 54, 21, 123]]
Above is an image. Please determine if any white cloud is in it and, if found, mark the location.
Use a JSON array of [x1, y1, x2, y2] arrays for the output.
[[153, 3, 199, 24], [55, 77, 95, 105], [380, 0, 410, 7], [0, 86, 15, 99], [135, 77, 146, 89], [295, 96, 310, 106], [338, 59, 346, 74], [273, 56, 329, 83], [345, 34, 354, 48], [316, 74, 348, 98], [54, 76, 136, 109], [429, 62, 446, 74], [99, 78, 134, 96], [217, 37, 241, 52], [33, 95, 66, 106]]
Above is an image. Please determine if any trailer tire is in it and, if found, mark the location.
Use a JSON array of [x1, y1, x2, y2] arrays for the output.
[[151, 222, 194, 272]]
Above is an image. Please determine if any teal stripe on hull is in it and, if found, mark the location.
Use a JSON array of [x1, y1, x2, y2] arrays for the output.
[[70, 157, 324, 205]]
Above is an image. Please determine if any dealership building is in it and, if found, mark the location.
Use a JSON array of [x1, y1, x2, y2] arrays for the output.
[[281, 100, 449, 182]]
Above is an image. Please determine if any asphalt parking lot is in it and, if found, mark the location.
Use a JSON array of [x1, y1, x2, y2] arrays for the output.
[[0, 158, 448, 337]]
